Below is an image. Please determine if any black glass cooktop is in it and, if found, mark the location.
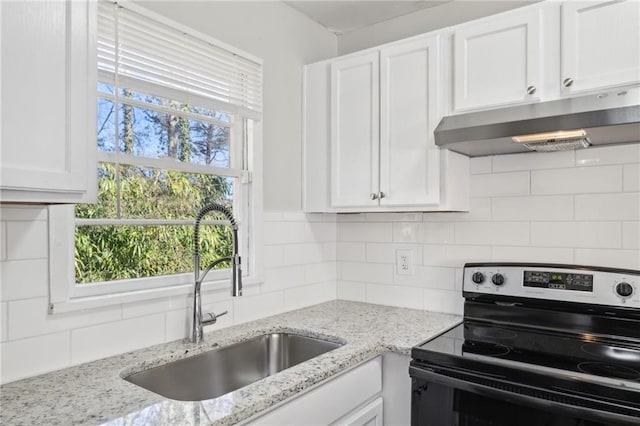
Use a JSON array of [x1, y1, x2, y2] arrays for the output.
[[414, 321, 640, 387]]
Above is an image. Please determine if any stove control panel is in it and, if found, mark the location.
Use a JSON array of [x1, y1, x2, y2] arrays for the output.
[[463, 263, 639, 308]]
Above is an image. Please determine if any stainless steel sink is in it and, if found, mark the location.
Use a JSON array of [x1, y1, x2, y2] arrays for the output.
[[124, 332, 343, 401]]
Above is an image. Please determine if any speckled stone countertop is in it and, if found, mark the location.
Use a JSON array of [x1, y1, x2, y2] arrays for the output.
[[1, 300, 460, 426]]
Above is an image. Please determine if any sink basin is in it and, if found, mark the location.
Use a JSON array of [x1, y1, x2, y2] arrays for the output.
[[124, 332, 343, 401]]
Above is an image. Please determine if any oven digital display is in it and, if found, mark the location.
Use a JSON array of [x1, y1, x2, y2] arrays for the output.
[[523, 271, 593, 292]]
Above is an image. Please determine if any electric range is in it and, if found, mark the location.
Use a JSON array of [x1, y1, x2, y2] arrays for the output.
[[410, 263, 640, 426]]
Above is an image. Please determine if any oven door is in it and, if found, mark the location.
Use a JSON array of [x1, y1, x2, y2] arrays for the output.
[[410, 363, 639, 426]]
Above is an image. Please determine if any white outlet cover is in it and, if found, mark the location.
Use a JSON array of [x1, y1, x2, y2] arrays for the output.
[[396, 249, 413, 275]]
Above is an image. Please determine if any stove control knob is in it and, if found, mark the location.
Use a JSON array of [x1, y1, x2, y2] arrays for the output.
[[615, 282, 634, 298], [471, 272, 485, 284], [492, 273, 505, 286]]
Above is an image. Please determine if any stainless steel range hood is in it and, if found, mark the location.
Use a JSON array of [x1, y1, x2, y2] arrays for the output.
[[434, 87, 640, 157]]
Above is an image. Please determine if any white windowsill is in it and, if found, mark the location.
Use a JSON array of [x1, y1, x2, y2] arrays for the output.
[[48, 275, 264, 314]]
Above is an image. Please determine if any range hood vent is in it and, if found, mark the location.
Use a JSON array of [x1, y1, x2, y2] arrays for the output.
[[434, 88, 640, 157]]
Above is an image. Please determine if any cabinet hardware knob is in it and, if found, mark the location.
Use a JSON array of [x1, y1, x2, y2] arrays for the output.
[[563, 77, 574, 87], [370, 193, 379, 200], [378, 192, 386, 199], [526, 85, 537, 95]]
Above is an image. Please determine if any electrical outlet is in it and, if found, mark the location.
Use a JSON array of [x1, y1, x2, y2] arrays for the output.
[[396, 249, 413, 275]]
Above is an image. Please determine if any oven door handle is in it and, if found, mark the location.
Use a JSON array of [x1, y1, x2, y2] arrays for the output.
[[409, 365, 639, 426]]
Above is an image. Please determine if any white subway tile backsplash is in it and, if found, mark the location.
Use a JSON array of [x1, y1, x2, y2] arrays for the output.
[[492, 195, 574, 221], [336, 242, 366, 262], [423, 198, 492, 222], [305, 262, 336, 284], [122, 297, 183, 320], [304, 222, 337, 242], [492, 151, 574, 172], [284, 282, 332, 311], [392, 266, 455, 289], [471, 172, 530, 197], [622, 222, 640, 249], [323, 242, 337, 261], [624, 164, 639, 192], [420, 222, 455, 244], [1, 331, 70, 383], [469, 156, 492, 174], [576, 144, 640, 166], [263, 245, 284, 268], [9, 297, 122, 340], [392, 222, 419, 243], [423, 245, 491, 267], [0, 223, 6, 261], [530, 222, 621, 248], [575, 249, 640, 270], [491, 246, 574, 264], [164, 308, 190, 342], [283, 243, 324, 265], [531, 166, 622, 195], [1, 206, 48, 222], [366, 283, 423, 310], [575, 193, 640, 221], [366, 243, 421, 265], [341, 262, 393, 284], [263, 222, 306, 245], [421, 267, 457, 290], [71, 314, 165, 364], [338, 222, 392, 242], [455, 222, 529, 246], [264, 265, 306, 291], [233, 291, 284, 324], [337, 281, 366, 302], [5, 221, 48, 260], [1, 302, 7, 342], [423, 289, 464, 315], [1, 259, 48, 301]]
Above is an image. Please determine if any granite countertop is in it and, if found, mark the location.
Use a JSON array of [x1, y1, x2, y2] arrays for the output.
[[1, 300, 461, 426]]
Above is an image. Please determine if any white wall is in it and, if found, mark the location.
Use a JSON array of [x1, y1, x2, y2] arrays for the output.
[[337, 0, 539, 55], [140, 1, 337, 211], [336, 144, 640, 315]]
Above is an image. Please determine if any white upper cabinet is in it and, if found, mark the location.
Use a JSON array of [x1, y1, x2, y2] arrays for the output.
[[331, 52, 380, 208], [452, 7, 542, 113], [0, 0, 96, 203], [561, 0, 640, 95], [304, 34, 469, 213], [379, 37, 441, 206]]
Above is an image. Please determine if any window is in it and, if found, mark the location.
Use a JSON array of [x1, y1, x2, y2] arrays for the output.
[[49, 0, 263, 311]]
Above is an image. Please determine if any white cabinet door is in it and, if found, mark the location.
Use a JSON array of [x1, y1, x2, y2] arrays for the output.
[[452, 7, 542, 112], [332, 397, 383, 426], [0, 0, 96, 203], [380, 36, 441, 207], [331, 52, 380, 208], [561, 0, 640, 94]]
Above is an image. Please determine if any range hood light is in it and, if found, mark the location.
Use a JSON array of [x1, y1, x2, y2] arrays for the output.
[[511, 129, 591, 152], [511, 129, 587, 144]]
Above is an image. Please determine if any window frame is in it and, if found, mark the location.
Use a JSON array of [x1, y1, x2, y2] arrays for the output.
[[47, 0, 264, 314]]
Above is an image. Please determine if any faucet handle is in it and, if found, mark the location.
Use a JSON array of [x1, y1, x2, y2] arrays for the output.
[[202, 310, 228, 326]]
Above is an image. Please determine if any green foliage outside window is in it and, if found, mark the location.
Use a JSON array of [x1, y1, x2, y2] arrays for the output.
[[74, 88, 237, 284]]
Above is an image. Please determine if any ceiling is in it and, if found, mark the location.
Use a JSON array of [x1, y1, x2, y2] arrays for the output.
[[284, 1, 453, 35]]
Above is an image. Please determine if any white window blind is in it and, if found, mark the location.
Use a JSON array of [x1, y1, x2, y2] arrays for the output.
[[97, 0, 262, 119]]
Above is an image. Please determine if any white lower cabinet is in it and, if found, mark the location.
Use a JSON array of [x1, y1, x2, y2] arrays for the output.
[[332, 397, 383, 426], [245, 357, 383, 426]]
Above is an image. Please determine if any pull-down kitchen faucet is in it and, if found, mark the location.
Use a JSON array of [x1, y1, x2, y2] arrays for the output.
[[191, 203, 242, 343]]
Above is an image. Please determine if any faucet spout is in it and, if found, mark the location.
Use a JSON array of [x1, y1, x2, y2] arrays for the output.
[[192, 203, 242, 343]]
